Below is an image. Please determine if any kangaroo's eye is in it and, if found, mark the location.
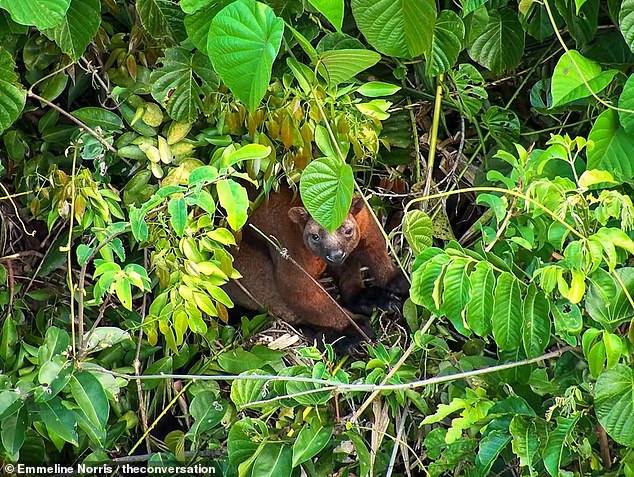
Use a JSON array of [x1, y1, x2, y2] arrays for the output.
[[310, 234, 320, 241], [342, 227, 353, 237]]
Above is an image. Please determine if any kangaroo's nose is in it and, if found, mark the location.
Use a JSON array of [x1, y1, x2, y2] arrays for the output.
[[326, 250, 346, 264]]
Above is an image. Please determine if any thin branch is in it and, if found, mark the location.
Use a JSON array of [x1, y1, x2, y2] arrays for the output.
[[100, 347, 570, 393], [27, 91, 118, 156]]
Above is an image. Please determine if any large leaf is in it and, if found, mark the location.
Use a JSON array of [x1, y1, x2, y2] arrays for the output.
[[292, 424, 333, 467], [44, 0, 100, 61], [466, 261, 495, 337], [300, 157, 354, 233], [318, 49, 380, 85], [188, 391, 226, 436], [136, 0, 186, 42], [492, 272, 523, 351], [551, 50, 618, 107], [474, 431, 512, 477], [252, 444, 292, 477], [308, 0, 343, 31], [216, 179, 249, 230], [522, 284, 551, 358], [595, 365, 634, 446], [184, 1, 229, 54], [510, 416, 540, 471], [0, 48, 25, 136], [442, 258, 471, 336], [208, 0, 284, 112], [618, 73, 634, 134], [0, 0, 70, 29], [619, 0, 634, 53], [425, 9, 465, 77], [351, 0, 436, 58], [468, 8, 525, 73], [586, 267, 634, 331], [403, 209, 433, 255], [40, 396, 78, 445], [150, 47, 218, 122], [543, 415, 580, 476], [587, 109, 634, 181], [70, 371, 109, 430], [1, 407, 27, 455]]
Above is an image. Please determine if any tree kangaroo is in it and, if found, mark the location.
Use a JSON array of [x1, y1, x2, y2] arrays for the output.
[[223, 187, 408, 350]]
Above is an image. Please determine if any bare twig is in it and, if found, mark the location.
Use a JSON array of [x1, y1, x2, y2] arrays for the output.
[[27, 91, 118, 156], [100, 347, 570, 393]]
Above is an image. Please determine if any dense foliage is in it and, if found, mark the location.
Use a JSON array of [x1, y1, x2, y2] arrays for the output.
[[3, 0, 634, 475]]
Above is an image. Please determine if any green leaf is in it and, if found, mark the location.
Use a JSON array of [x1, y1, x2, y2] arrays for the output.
[[510, 416, 539, 471], [70, 371, 109, 429], [189, 165, 219, 186], [474, 431, 511, 477], [228, 418, 264, 468], [1, 407, 27, 455], [351, 0, 436, 58], [114, 278, 132, 310], [619, 0, 634, 53], [0, 48, 25, 135], [292, 424, 333, 467], [221, 143, 271, 168], [136, 0, 186, 42], [346, 431, 371, 477], [543, 415, 580, 476], [230, 371, 266, 408], [184, 1, 229, 54], [468, 8, 525, 73], [150, 47, 218, 122], [40, 396, 78, 445], [425, 9, 465, 77], [207, 0, 284, 112], [551, 50, 618, 107], [618, 73, 634, 134], [595, 365, 634, 446], [442, 258, 471, 336], [466, 261, 495, 337], [168, 197, 187, 236], [252, 444, 292, 477], [403, 209, 433, 255], [587, 267, 634, 331], [300, 157, 354, 233], [72, 107, 123, 131], [44, 0, 100, 61], [0, 391, 22, 421], [216, 179, 249, 230], [492, 272, 523, 351], [307, 0, 343, 31], [483, 106, 520, 150], [356, 81, 400, 97], [318, 49, 380, 85], [410, 251, 449, 311], [0, 0, 70, 29], [188, 391, 226, 436], [522, 284, 551, 358], [588, 109, 634, 182]]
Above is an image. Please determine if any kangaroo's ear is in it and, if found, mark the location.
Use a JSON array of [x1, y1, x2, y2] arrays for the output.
[[350, 196, 365, 215], [288, 207, 310, 227]]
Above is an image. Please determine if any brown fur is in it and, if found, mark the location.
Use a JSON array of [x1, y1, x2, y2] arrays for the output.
[[223, 187, 407, 341]]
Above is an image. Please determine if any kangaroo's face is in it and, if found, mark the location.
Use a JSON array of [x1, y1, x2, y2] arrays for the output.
[[289, 198, 364, 265]]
